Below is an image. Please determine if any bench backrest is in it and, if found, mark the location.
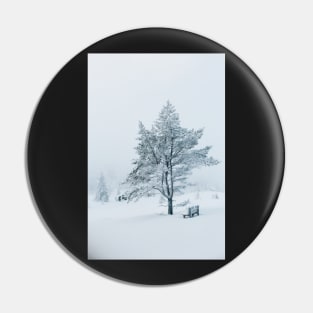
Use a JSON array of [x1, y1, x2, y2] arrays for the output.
[[188, 205, 199, 215]]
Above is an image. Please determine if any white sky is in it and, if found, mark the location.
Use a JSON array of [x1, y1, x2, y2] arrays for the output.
[[88, 54, 225, 192]]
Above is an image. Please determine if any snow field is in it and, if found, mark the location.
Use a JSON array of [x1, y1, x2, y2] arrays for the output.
[[88, 190, 225, 259]]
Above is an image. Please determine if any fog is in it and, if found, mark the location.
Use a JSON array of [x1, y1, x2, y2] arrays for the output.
[[88, 53, 225, 193]]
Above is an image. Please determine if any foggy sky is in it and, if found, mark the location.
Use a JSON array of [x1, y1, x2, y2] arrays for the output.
[[88, 54, 225, 192]]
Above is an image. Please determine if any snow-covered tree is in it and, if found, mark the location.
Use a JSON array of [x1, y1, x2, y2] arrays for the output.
[[125, 101, 219, 214], [95, 173, 109, 203]]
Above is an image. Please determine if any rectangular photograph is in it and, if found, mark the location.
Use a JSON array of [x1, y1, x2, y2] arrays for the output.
[[88, 53, 225, 259]]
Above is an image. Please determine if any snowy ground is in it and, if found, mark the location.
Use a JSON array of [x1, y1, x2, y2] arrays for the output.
[[88, 190, 225, 259]]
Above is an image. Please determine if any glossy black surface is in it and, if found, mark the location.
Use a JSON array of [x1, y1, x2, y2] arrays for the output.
[[27, 28, 284, 284]]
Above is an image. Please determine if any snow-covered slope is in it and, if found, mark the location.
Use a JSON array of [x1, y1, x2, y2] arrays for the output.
[[88, 190, 225, 259]]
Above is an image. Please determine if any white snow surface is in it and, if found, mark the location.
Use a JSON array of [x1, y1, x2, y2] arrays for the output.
[[88, 190, 225, 259]]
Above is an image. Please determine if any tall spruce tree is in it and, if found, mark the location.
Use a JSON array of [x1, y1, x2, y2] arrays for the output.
[[95, 173, 109, 203], [125, 102, 219, 215]]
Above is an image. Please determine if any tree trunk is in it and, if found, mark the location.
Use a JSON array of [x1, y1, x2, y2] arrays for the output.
[[168, 198, 173, 215]]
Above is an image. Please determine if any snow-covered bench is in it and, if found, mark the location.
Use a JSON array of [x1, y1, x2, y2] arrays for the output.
[[183, 205, 199, 218]]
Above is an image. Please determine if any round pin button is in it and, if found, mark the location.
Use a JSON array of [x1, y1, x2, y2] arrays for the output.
[[27, 28, 284, 285]]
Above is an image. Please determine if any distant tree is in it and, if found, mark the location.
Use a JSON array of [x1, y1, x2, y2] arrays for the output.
[[125, 101, 219, 215], [212, 193, 219, 199], [95, 173, 109, 203]]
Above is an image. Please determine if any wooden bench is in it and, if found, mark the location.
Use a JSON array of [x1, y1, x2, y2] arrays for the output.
[[183, 205, 199, 218]]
